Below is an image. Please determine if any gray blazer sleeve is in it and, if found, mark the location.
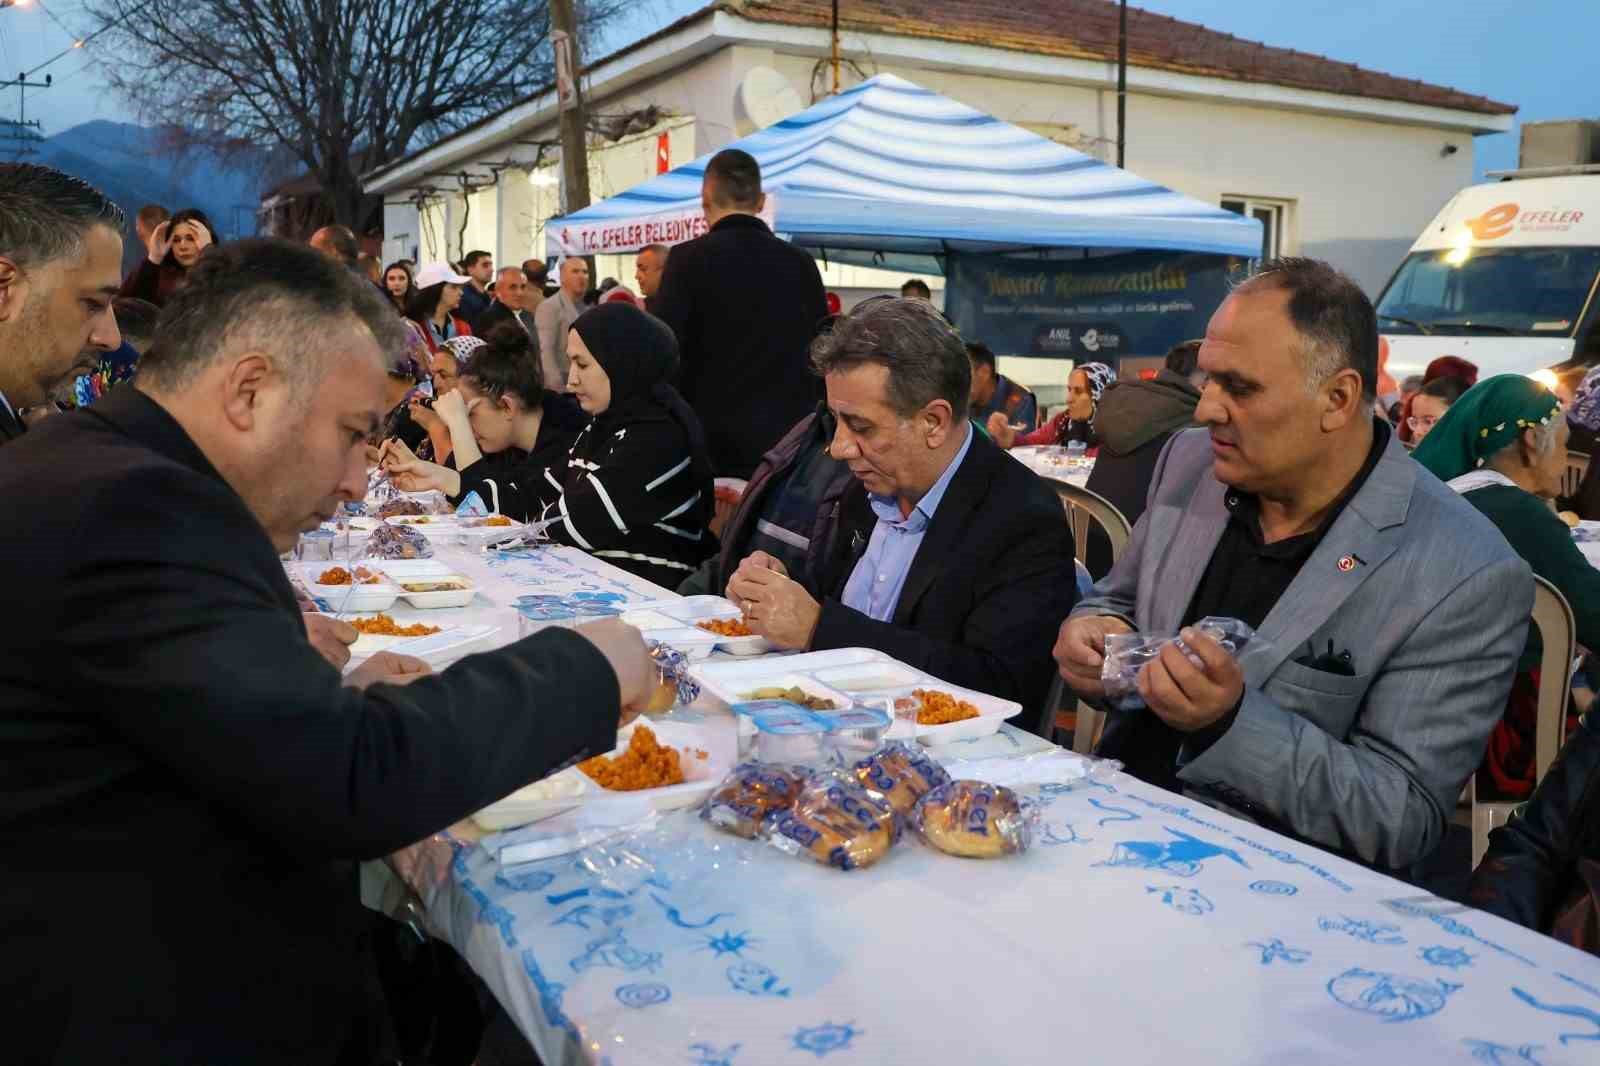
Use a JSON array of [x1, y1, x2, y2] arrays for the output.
[[1177, 555, 1532, 869], [533, 298, 564, 390]]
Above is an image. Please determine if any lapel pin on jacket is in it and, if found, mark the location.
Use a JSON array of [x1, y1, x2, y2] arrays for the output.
[[1337, 553, 1366, 573]]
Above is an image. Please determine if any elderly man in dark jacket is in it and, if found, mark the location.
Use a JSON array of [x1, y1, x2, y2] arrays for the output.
[[650, 148, 829, 479], [726, 298, 1077, 731]]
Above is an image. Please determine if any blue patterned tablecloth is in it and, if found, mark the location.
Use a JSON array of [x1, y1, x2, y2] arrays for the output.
[[398, 747, 1600, 1066]]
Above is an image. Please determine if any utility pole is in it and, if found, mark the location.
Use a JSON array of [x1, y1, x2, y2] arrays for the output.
[[1116, 0, 1127, 168], [2, 73, 49, 160], [830, 0, 841, 94], [549, 0, 590, 218]]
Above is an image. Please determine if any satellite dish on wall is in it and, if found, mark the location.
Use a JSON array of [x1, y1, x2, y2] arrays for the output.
[[735, 67, 803, 136]]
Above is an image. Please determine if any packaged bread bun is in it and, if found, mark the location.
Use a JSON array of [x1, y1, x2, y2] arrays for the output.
[[914, 780, 1033, 858], [701, 762, 806, 839], [852, 742, 951, 818], [763, 773, 899, 871]]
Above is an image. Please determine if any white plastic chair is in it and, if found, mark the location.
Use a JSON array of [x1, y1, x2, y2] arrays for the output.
[[1468, 576, 1575, 867], [1038, 480, 1132, 753]]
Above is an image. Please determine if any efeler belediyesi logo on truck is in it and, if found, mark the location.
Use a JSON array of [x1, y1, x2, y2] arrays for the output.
[[1465, 202, 1586, 240]]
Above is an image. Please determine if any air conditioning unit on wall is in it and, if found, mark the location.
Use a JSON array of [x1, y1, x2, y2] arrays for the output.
[[1520, 119, 1600, 169]]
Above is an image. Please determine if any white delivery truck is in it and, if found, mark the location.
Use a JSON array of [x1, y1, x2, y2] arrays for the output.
[[1374, 169, 1600, 382]]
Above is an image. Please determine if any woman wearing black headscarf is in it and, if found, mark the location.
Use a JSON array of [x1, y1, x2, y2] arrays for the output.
[[539, 303, 717, 587]]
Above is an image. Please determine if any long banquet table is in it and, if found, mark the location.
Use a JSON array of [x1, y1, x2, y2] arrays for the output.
[[337, 538, 1600, 1066]]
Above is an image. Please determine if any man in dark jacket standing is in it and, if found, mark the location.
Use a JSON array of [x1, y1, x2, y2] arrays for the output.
[[0, 238, 653, 1064], [0, 163, 124, 446], [651, 149, 829, 479]]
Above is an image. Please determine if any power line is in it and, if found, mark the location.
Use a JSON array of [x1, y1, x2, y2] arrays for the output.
[[32, 0, 77, 40], [24, 0, 156, 78]]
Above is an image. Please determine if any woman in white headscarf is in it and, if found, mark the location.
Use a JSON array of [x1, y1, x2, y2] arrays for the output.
[[988, 362, 1115, 450]]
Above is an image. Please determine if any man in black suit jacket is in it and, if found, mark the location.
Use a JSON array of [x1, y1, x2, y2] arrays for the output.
[[727, 298, 1077, 727], [0, 164, 126, 448], [0, 239, 654, 1064], [475, 265, 539, 343], [650, 148, 829, 479]]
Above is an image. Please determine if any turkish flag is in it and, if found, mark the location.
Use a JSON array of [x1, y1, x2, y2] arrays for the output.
[[656, 133, 670, 174]]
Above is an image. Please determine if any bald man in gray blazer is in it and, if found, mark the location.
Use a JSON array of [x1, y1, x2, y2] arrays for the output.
[[1056, 260, 1531, 871]]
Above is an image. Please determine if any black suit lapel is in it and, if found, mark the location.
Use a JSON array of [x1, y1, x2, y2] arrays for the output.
[[890, 434, 990, 626]]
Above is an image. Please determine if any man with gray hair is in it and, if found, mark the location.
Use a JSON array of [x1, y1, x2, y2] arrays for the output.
[[475, 264, 538, 341], [727, 296, 1076, 726], [534, 255, 591, 388], [634, 242, 669, 306], [0, 237, 654, 1061], [0, 163, 124, 444], [1055, 257, 1531, 871]]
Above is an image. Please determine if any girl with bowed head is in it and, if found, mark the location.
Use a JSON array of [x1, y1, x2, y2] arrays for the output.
[[381, 326, 585, 511], [1413, 375, 1600, 800], [988, 362, 1116, 450], [118, 207, 218, 307], [385, 307, 715, 587]]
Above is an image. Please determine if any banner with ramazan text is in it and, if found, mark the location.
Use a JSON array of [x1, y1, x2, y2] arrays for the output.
[[945, 250, 1245, 361]]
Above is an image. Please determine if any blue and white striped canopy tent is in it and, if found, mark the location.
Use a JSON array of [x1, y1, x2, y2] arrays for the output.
[[544, 73, 1261, 269]]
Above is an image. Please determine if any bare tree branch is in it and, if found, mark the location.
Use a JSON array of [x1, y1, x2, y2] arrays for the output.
[[86, 0, 627, 229]]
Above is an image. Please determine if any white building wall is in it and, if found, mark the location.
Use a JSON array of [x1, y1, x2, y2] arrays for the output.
[[376, 43, 1485, 304]]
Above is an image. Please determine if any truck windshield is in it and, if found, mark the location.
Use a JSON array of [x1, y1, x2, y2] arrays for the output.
[[1375, 246, 1600, 337]]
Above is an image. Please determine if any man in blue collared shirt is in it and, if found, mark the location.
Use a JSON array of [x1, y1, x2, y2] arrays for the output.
[[727, 297, 1076, 725], [839, 421, 972, 620]]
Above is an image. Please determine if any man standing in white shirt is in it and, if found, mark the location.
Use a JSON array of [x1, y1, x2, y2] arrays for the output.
[[0, 163, 124, 446], [534, 257, 592, 389]]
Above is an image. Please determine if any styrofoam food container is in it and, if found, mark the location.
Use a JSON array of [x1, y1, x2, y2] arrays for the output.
[[348, 623, 502, 668], [619, 602, 746, 659], [867, 683, 1019, 744], [471, 770, 591, 831], [457, 518, 528, 546], [396, 582, 476, 605], [811, 662, 926, 694], [294, 563, 400, 613], [727, 672, 850, 712], [620, 609, 683, 630], [578, 719, 733, 812], [384, 514, 459, 529], [692, 648, 890, 707]]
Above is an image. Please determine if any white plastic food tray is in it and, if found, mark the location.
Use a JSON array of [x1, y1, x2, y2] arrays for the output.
[[622, 596, 770, 657], [475, 721, 735, 831], [376, 559, 478, 609], [691, 648, 1021, 744], [347, 623, 501, 667], [292, 562, 400, 613]]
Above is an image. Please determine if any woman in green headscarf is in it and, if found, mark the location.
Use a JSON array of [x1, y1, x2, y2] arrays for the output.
[[1414, 374, 1599, 798]]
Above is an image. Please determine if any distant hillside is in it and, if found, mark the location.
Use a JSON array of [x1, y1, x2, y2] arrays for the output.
[[32, 122, 285, 268]]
